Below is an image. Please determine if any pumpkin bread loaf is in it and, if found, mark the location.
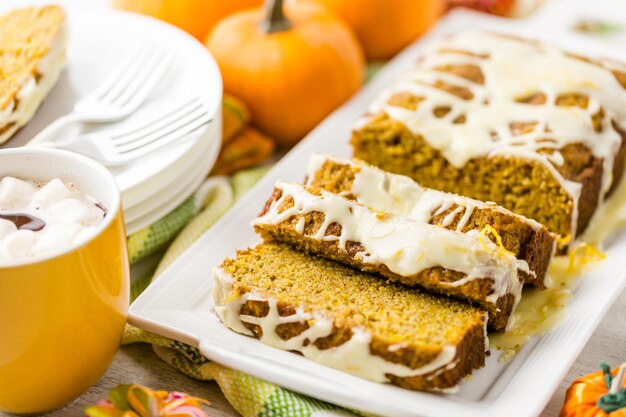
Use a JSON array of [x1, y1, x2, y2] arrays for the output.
[[0, 6, 66, 144], [213, 242, 487, 391], [304, 154, 556, 288], [351, 32, 626, 250], [253, 182, 525, 331]]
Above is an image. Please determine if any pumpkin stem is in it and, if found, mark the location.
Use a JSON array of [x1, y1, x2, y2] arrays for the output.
[[609, 363, 626, 394], [259, 0, 292, 33], [598, 362, 626, 413]]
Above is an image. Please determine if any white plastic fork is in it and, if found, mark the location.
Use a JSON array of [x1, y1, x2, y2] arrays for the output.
[[28, 43, 174, 145], [34, 98, 212, 166]]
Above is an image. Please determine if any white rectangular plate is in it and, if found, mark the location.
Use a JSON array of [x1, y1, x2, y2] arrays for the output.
[[130, 2, 626, 417]]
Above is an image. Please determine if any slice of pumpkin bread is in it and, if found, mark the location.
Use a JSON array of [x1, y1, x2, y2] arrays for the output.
[[351, 32, 626, 250], [213, 243, 487, 391], [305, 154, 556, 288], [0, 6, 67, 144], [253, 182, 527, 331]]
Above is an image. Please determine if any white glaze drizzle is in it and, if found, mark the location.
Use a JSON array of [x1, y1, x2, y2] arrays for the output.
[[295, 217, 305, 234], [362, 32, 626, 239], [442, 206, 464, 228], [253, 181, 527, 306], [213, 267, 462, 383], [426, 359, 459, 382], [455, 204, 475, 233], [306, 154, 546, 235]]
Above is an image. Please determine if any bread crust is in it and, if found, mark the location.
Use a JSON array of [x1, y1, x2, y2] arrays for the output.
[[257, 188, 516, 331], [0, 6, 65, 110], [236, 287, 486, 391], [307, 159, 556, 287], [351, 113, 626, 250]]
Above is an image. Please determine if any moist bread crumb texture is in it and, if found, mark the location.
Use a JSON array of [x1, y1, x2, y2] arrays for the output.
[[304, 155, 555, 288], [215, 243, 487, 391], [215, 151, 559, 389], [211, 32, 621, 393], [253, 181, 523, 331], [0, 5, 66, 145], [0, 6, 65, 110], [351, 32, 626, 249]]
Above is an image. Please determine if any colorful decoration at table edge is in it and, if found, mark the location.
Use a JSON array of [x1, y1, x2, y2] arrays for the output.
[[84, 384, 210, 417], [560, 362, 626, 417]]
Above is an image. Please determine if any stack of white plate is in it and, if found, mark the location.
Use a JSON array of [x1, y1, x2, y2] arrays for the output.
[[0, 4, 222, 235], [119, 117, 220, 235]]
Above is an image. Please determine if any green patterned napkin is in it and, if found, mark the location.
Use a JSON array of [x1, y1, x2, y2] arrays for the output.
[[123, 165, 359, 417]]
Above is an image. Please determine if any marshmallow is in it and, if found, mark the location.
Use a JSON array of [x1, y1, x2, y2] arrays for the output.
[[0, 176, 106, 264], [0, 177, 36, 211], [0, 219, 17, 240], [2, 230, 36, 259], [30, 178, 74, 209]]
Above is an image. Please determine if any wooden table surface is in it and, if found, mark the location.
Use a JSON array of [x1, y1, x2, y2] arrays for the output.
[[3, 287, 623, 417]]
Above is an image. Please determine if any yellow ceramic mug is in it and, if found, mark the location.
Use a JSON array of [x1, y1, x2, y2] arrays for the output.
[[0, 148, 129, 414]]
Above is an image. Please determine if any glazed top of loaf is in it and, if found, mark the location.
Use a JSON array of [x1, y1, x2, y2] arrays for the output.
[[253, 181, 528, 306], [361, 32, 626, 210], [213, 242, 487, 388], [306, 154, 548, 234]]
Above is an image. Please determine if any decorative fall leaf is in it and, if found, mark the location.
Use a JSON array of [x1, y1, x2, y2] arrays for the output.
[[85, 385, 210, 417]]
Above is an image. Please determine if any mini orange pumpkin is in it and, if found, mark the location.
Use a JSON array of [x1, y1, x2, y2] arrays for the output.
[[560, 363, 626, 417], [313, 0, 444, 60], [206, 0, 364, 146], [112, 0, 262, 40], [446, 0, 516, 16]]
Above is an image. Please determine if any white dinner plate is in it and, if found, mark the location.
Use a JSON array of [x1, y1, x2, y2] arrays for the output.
[[124, 120, 220, 235], [0, 1, 222, 212], [130, 2, 626, 417], [123, 152, 205, 226], [123, 119, 219, 224]]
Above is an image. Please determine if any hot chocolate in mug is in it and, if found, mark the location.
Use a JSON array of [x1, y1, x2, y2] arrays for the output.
[[0, 148, 129, 414]]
